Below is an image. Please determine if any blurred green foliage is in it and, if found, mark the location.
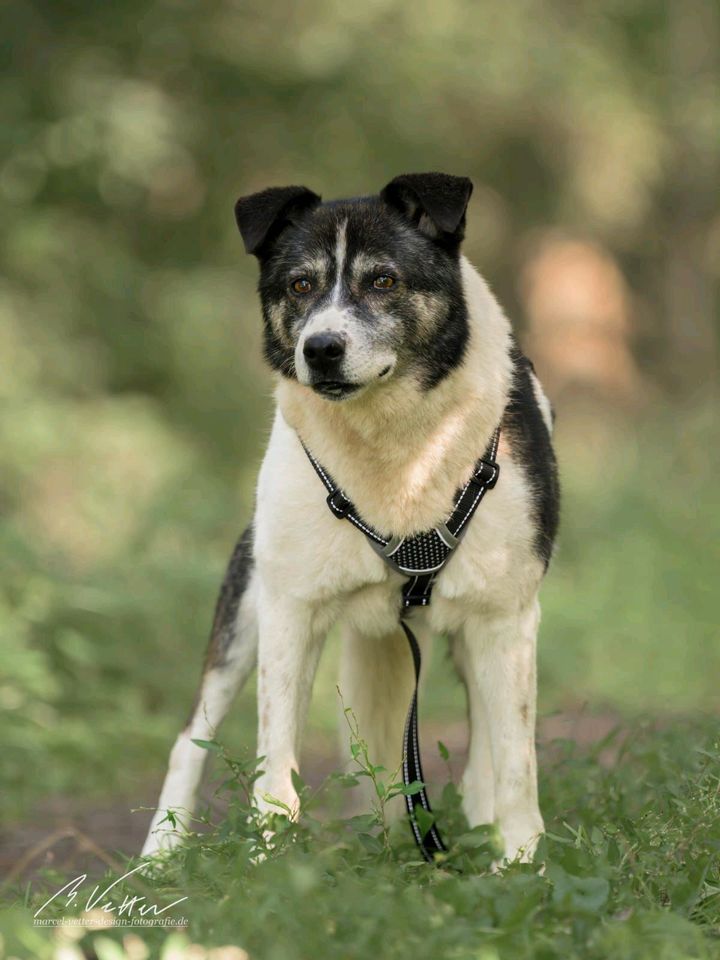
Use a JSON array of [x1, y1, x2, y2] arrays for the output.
[[6, 719, 720, 958], [1, 0, 719, 821]]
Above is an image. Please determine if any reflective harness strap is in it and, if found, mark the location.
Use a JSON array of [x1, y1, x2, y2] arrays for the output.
[[300, 427, 501, 861]]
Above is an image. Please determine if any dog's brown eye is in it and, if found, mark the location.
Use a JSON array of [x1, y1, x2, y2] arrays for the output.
[[292, 278, 312, 294], [373, 275, 395, 290]]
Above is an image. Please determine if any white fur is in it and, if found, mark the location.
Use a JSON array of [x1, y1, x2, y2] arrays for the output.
[[330, 218, 347, 304], [143, 256, 547, 864], [529, 369, 554, 435]]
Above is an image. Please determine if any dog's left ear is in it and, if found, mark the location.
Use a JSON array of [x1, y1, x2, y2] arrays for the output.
[[380, 173, 473, 243], [234, 185, 321, 257]]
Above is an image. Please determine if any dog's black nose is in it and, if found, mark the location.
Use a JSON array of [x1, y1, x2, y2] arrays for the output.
[[303, 331, 346, 372]]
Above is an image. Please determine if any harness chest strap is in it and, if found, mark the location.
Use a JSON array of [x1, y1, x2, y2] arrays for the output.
[[300, 427, 501, 861]]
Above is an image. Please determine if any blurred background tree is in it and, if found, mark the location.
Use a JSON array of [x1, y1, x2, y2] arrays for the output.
[[0, 0, 718, 836]]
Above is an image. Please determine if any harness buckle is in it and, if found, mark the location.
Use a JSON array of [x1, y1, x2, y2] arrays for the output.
[[327, 488, 352, 519], [402, 593, 431, 608], [473, 459, 500, 489]]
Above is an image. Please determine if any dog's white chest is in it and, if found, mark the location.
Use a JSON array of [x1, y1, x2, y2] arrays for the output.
[[254, 410, 543, 640]]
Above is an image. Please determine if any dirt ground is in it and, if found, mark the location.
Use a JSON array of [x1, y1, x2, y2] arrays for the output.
[[1, 711, 622, 886]]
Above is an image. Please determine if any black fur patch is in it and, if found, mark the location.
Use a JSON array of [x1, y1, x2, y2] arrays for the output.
[[235, 186, 321, 256], [381, 172, 472, 241], [502, 345, 560, 567], [254, 196, 469, 390], [204, 523, 254, 669], [419, 294, 469, 389]]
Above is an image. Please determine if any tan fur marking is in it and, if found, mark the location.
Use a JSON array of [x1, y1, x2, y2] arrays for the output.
[[268, 302, 293, 347], [409, 291, 446, 339]]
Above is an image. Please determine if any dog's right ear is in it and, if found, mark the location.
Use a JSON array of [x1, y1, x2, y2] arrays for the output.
[[234, 185, 321, 257], [380, 173, 472, 245]]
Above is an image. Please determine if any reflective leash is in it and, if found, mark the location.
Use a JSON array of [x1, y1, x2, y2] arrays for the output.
[[399, 618, 446, 859], [301, 428, 500, 860]]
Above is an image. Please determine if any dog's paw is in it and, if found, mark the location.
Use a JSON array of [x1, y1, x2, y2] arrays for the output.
[[141, 832, 177, 859], [253, 778, 300, 821], [496, 814, 544, 868], [140, 809, 189, 861]]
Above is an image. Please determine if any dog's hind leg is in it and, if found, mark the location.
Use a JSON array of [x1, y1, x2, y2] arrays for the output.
[[141, 526, 258, 857], [338, 622, 431, 820]]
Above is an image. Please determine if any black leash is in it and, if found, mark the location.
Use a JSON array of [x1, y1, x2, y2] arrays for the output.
[[301, 428, 500, 860], [400, 618, 446, 859]]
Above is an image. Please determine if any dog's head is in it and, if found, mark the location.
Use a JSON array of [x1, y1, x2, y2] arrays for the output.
[[235, 173, 473, 400]]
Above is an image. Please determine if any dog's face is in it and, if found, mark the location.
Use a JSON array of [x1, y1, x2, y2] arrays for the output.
[[235, 174, 474, 400]]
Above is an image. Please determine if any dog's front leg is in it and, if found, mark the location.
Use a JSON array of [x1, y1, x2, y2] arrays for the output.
[[254, 591, 324, 819], [461, 599, 544, 863]]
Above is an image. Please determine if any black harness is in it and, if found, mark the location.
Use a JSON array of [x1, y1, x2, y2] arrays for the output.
[[302, 428, 501, 861]]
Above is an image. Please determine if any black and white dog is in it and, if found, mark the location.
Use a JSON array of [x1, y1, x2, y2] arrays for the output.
[[142, 173, 559, 863]]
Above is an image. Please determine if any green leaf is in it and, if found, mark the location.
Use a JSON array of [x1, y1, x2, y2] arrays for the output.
[[262, 793, 292, 815], [191, 738, 222, 753], [437, 740, 450, 761], [414, 807, 435, 837], [547, 864, 610, 913], [330, 773, 361, 788], [157, 809, 177, 828], [357, 832, 384, 854], [456, 824, 497, 850], [347, 814, 378, 831], [400, 780, 425, 796]]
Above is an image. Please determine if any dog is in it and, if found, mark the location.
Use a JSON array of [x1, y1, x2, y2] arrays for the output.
[[141, 172, 559, 864]]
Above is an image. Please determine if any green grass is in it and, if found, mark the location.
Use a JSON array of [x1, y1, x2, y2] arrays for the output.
[[4, 714, 720, 959]]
